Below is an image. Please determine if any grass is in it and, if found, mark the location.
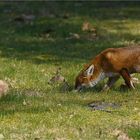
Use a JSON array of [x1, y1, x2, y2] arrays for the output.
[[0, 1, 140, 140]]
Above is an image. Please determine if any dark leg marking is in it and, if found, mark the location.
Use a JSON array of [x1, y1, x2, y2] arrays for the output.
[[102, 76, 120, 91], [120, 68, 135, 89]]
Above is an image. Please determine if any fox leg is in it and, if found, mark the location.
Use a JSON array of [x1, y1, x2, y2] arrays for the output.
[[120, 68, 135, 89], [102, 76, 120, 91]]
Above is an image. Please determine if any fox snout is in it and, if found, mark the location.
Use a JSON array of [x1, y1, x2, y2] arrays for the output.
[[75, 77, 83, 92], [74, 85, 83, 92]]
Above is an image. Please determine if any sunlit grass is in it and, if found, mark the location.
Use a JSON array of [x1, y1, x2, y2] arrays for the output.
[[0, 1, 139, 140]]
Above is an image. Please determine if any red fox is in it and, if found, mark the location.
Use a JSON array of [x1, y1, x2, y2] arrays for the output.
[[75, 46, 140, 91]]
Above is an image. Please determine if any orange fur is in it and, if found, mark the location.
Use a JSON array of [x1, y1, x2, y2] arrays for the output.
[[75, 46, 140, 90]]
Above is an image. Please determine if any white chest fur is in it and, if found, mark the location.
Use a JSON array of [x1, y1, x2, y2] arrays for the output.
[[89, 72, 119, 87], [89, 72, 106, 87]]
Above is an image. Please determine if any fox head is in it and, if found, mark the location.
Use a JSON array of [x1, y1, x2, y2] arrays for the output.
[[75, 64, 105, 91]]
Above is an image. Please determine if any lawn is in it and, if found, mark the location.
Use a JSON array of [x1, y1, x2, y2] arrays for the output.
[[0, 1, 140, 140]]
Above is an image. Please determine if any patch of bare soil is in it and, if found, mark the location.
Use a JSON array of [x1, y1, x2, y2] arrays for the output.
[[88, 101, 120, 113]]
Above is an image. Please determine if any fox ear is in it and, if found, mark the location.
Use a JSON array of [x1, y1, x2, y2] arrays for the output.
[[85, 65, 94, 76]]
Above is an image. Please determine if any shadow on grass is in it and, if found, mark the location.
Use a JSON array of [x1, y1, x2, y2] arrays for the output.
[[0, 1, 139, 65], [1, 1, 140, 20], [0, 27, 139, 65], [0, 92, 52, 116]]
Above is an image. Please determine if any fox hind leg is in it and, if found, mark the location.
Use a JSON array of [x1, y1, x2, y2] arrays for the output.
[[120, 68, 135, 89]]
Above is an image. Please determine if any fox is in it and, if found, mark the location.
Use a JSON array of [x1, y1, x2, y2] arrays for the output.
[[75, 46, 140, 91]]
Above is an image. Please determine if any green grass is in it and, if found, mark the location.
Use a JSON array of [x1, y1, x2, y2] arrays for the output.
[[0, 1, 140, 140], [128, 127, 140, 140]]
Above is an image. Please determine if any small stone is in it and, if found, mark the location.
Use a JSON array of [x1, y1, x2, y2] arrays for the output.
[[22, 14, 35, 21], [82, 21, 96, 33], [134, 107, 139, 111], [0, 134, 4, 139], [82, 22, 90, 31], [117, 132, 133, 140], [112, 129, 122, 136], [23, 100, 27, 106], [0, 80, 9, 98], [66, 33, 80, 40]]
